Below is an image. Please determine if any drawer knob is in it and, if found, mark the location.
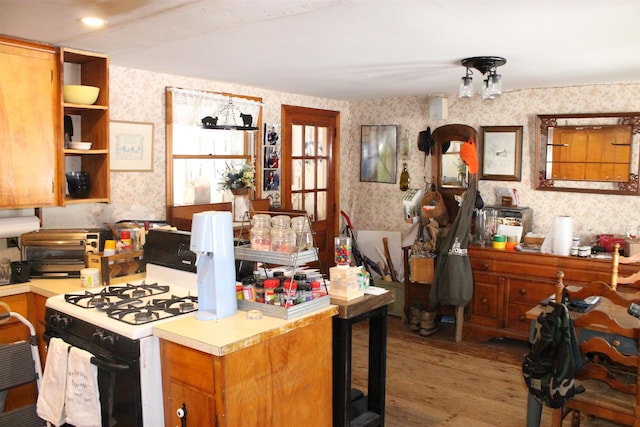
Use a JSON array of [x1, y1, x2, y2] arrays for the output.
[[613, 339, 621, 348], [481, 297, 488, 304], [519, 315, 525, 322], [482, 263, 489, 270], [519, 288, 527, 296]]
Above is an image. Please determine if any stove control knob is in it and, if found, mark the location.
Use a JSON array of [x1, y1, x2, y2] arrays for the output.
[[50, 314, 70, 329], [93, 330, 115, 348]]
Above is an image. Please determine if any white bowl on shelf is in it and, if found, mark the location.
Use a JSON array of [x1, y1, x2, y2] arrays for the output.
[[69, 141, 92, 150]]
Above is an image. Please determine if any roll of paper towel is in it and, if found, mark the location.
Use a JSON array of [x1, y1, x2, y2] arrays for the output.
[[0, 216, 40, 238], [552, 216, 573, 256]]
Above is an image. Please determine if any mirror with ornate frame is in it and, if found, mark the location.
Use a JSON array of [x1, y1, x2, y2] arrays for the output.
[[535, 112, 640, 195]]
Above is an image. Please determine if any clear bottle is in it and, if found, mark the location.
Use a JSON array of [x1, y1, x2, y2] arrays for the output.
[[255, 280, 265, 303], [283, 278, 297, 307], [264, 278, 279, 304]]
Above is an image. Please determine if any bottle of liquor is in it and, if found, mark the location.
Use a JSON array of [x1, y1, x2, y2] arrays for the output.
[[399, 162, 410, 191]]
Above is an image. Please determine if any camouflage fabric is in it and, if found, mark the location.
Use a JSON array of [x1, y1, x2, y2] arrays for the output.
[[522, 301, 582, 408]]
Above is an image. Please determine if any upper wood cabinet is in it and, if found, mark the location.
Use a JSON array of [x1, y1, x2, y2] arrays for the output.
[[58, 47, 110, 205], [0, 36, 59, 208]]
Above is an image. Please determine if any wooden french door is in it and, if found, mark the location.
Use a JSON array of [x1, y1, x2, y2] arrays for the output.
[[281, 105, 340, 275]]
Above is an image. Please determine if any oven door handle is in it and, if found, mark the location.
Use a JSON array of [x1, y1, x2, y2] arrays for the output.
[[24, 239, 86, 246], [90, 357, 130, 372], [44, 332, 130, 372]]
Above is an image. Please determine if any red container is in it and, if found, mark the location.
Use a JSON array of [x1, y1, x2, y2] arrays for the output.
[[598, 234, 626, 253]]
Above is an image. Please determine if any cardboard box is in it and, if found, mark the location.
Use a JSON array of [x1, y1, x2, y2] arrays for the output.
[[329, 266, 364, 301], [410, 256, 434, 284], [86, 250, 145, 286]]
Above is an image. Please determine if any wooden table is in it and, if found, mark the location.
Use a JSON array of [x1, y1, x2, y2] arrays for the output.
[[331, 291, 395, 427]]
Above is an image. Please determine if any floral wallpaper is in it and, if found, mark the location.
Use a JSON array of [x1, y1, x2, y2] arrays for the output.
[[347, 83, 640, 247], [40, 63, 640, 251]]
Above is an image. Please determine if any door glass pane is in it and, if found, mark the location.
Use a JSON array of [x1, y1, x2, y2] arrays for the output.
[[304, 193, 315, 221], [292, 159, 303, 191], [304, 160, 316, 190], [305, 125, 315, 156], [292, 125, 303, 157], [317, 159, 327, 189], [318, 127, 327, 156], [317, 191, 327, 221], [292, 193, 302, 210]]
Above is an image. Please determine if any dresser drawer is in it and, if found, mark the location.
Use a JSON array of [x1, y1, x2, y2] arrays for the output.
[[470, 256, 495, 272], [506, 302, 534, 334], [508, 278, 555, 306]]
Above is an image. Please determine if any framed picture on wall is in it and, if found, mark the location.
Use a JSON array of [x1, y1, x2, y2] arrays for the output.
[[110, 121, 154, 171], [360, 124, 397, 183], [479, 125, 523, 181]]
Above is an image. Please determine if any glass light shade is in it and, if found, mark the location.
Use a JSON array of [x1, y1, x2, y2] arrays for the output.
[[459, 76, 473, 98], [481, 79, 494, 100], [487, 72, 502, 96]]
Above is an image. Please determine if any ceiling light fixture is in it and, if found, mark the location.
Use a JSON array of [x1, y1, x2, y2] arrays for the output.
[[81, 17, 105, 28], [459, 56, 506, 100]]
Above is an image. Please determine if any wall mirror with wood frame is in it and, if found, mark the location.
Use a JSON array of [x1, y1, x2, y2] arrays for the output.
[[535, 112, 640, 196], [431, 124, 477, 220]]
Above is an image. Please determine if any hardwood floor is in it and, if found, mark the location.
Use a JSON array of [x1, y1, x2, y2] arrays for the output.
[[351, 315, 626, 427]]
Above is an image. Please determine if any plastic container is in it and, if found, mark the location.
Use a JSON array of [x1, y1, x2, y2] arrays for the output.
[[242, 276, 256, 301], [0, 259, 10, 285], [80, 267, 100, 288]]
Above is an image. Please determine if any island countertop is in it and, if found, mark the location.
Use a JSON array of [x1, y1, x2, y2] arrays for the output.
[[153, 304, 337, 356]]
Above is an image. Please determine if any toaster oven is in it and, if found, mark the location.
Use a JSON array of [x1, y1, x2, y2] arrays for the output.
[[21, 228, 111, 278]]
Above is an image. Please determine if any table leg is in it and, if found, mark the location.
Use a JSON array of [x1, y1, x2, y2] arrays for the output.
[[333, 317, 352, 427], [367, 306, 388, 424]]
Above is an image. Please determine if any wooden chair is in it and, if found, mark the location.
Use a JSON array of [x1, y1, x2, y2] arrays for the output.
[[550, 268, 640, 426]]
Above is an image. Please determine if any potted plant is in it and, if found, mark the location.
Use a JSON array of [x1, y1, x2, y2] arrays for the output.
[[219, 162, 255, 221]]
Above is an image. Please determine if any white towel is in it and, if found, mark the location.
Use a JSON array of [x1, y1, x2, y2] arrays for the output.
[[36, 337, 69, 426], [64, 346, 101, 427]]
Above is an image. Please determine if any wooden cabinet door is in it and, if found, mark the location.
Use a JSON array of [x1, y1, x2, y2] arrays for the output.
[[469, 271, 504, 328], [0, 38, 58, 208]]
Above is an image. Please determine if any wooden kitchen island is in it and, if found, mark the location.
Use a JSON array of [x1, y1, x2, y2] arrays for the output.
[[154, 305, 337, 427]]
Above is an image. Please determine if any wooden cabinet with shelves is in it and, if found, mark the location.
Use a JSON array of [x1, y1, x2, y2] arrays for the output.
[[59, 47, 110, 205], [466, 246, 640, 341], [0, 36, 59, 208]]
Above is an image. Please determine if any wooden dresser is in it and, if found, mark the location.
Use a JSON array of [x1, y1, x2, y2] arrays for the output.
[[466, 246, 640, 342]]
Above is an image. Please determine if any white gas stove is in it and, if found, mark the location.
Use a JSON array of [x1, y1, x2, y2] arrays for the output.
[[45, 263, 198, 340]]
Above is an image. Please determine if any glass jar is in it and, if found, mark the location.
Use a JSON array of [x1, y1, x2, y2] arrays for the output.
[[0, 258, 10, 285], [291, 217, 313, 251], [282, 278, 297, 307], [270, 227, 296, 253], [334, 237, 352, 267], [255, 280, 265, 303], [250, 227, 271, 251], [263, 278, 279, 304], [271, 215, 291, 229], [251, 214, 271, 229], [241, 276, 256, 301]]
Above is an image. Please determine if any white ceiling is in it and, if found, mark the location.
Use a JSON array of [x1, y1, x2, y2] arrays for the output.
[[2, 0, 639, 101]]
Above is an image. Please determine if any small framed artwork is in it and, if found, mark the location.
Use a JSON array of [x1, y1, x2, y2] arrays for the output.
[[360, 124, 397, 183], [479, 125, 523, 181], [110, 121, 154, 171]]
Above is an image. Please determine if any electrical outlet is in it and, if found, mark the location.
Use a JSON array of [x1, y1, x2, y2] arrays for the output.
[[7, 238, 18, 248]]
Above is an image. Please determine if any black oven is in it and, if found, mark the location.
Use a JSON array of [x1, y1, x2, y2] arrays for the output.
[[44, 308, 142, 426]]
